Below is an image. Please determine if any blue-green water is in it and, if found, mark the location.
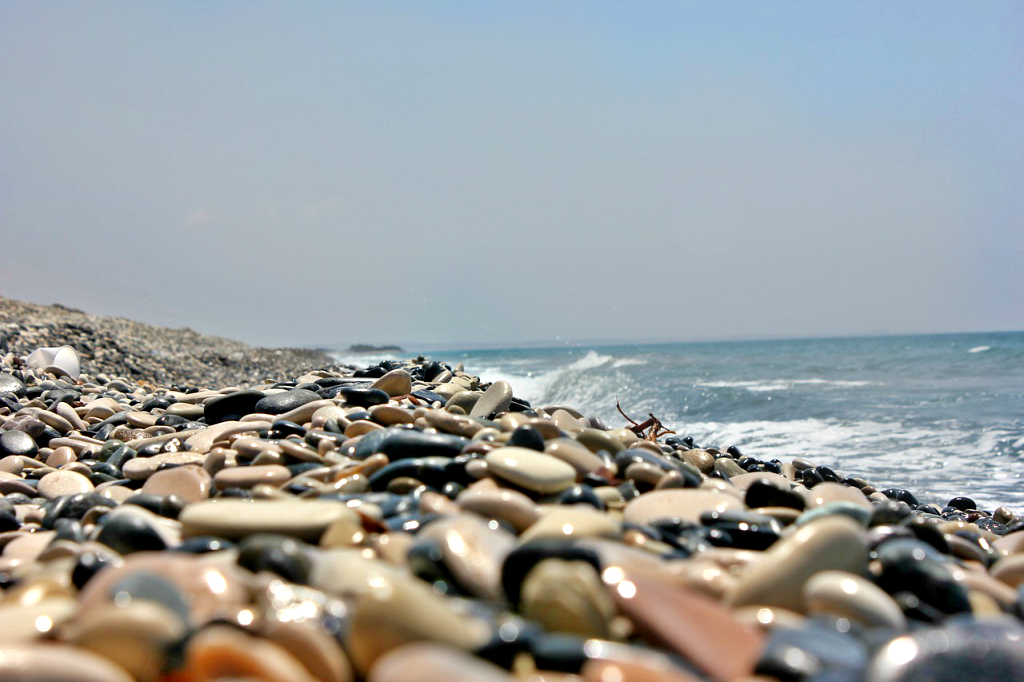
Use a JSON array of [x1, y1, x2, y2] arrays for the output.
[[334, 332, 1024, 510]]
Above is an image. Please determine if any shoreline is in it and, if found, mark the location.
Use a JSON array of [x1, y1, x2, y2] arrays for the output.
[[0, 302, 1023, 678]]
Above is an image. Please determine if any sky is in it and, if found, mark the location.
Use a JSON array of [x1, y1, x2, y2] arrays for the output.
[[1, 2, 1021, 350]]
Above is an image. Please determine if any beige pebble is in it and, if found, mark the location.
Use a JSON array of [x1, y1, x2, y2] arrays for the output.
[[142, 465, 212, 503], [185, 625, 319, 682], [990, 553, 1024, 588], [457, 488, 540, 533], [623, 489, 742, 525], [484, 447, 576, 494], [804, 482, 871, 509], [346, 575, 492, 675], [369, 642, 514, 682], [45, 445, 77, 467], [213, 463, 291, 489], [181, 499, 359, 541], [0, 642, 135, 681], [418, 514, 516, 600], [726, 516, 868, 612], [804, 570, 906, 630], [544, 439, 609, 477], [122, 451, 205, 480], [372, 369, 413, 397], [37, 470, 94, 499], [519, 506, 621, 544], [521, 559, 617, 638]]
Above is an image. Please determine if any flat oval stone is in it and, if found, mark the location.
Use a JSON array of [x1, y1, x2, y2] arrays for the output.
[[37, 470, 94, 499], [186, 625, 319, 682], [469, 380, 513, 418], [346, 575, 492, 675], [484, 447, 576, 494], [417, 514, 516, 600], [726, 515, 868, 612], [122, 451, 205, 480], [804, 570, 906, 630], [141, 465, 212, 503], [544, 439, 609, 477], [370, 642, 514, 682], [606, 568, 763, 681], [180, 499, 358, 541], [371, 369, 412, 397], [255, 389, 321, 415], [519, 507, 620, 544], [521, 559, 617, 638], [623, 489, 742, 526], [0, 373, 26, 397], [213, 464, 291, 489], [0, 429, 38, 458], [0, 642, 135, 681], [805, 482, 871, 509], [457, 488, 540, 532]]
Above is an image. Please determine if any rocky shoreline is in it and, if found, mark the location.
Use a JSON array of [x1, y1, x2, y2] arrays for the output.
[[0, 307, 1023, 680], [0, 296, 336, 388]]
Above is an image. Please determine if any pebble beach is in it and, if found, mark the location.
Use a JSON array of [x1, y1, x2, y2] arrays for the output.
[[1, 297, 1023, 681]]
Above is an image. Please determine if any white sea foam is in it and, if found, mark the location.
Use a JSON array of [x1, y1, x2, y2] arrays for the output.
[[612, 357, 648, 368], [696, 379, 871, 391], [969, 346, 991, 353]]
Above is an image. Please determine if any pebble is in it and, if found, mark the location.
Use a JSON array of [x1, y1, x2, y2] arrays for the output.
[[180, 498, 358, 540], [726, 516, 868, 611], [0, 331, 1021, 681], [484, 446, 576, 494]]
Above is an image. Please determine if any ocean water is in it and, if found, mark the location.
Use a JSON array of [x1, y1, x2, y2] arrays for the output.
[[333, 332, 1024, 510]]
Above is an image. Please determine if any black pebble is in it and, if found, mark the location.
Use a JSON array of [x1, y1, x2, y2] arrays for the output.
[[203, 390, 265, 424], [236, 534, 311, 584], [0, 429, 37, 457], [744, 478, 806, 510], [96, 513, 168, 554], [508, 425, 545, 452]]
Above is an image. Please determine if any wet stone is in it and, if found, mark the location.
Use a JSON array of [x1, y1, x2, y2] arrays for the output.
[[0, 429, 38, 458], [484, 447, 576, 494], [255, 388, 321, 415]]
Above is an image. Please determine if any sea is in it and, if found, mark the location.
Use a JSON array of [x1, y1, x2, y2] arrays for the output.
[[331, 332, 1024, 511]]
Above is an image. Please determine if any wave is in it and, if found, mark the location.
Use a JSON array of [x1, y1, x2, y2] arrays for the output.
[[968, 346, 991, 354]]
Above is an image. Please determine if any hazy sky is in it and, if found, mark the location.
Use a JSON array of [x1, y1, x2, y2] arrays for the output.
[[2, 2, 1021, 349]]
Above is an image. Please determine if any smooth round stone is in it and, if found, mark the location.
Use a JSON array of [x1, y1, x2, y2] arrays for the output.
[[340, 387, 390, 408], [346, 575, 492, 675], [991, 553, 1024, 589], [4, 531, 57, 562], [0, 642, 135, 681], [544, 439, 609, 477], [0, 429, 38, 458], [78, 553, 247, 624], [369, 642, 514, 682], [0, 373, 26, 397], [186, 625, 319, 682], [371, 369, 413, 397], [213, 464, 291, 490], [804, 570, 906, 630], [605, 568, 763, 681], [726, 516, 868, 612], [45, 445, 76, 468], [63, 600, 186, 682], [422, 409, 484, 438], [37, 470, 94, 499], [180, 499, 358, 541], [96, 508, 170, 554], [203, 387, 266, 419], [508, 425, 546, 452], [121, 451, 205, 480], [805, 482, 871, 509], [379, 430, 468, 460], [469, 380, 513, 418], [237, 534, 311, 584], [867, 618, 1024, 681], [521, 559, 617, 638], [519, 507, 621, 544], [713, 457, 745, 478], [624, 489, 742, 526], [796, 501, 872, 527], [417, 514, 516, 600], [164, 402, 205, 420], [484, 447, 576, 494], [0, 596, 78, 642], [141, 465, 211, 503], [744, 478, 806, 510], [255, 388, 321, 415], [456, 488, 540, 533], [370, 405, 415, 426]]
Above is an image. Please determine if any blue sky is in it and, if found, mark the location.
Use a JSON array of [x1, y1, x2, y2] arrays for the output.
[[1, 2, 1021, 347]]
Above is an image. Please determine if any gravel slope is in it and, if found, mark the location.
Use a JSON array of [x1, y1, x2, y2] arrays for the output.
[[0, 296, 336, 387]]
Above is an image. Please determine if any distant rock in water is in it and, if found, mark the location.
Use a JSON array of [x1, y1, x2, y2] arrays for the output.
[[346, 344, 404, 353]]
